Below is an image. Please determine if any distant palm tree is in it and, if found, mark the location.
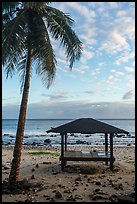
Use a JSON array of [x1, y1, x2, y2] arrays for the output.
[[2, 2, 82, 184]]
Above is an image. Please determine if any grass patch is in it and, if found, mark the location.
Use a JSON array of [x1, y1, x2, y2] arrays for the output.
[[127, 159, 135, 165], [27, 151, 60, 156], [2, 154, 6, 156]]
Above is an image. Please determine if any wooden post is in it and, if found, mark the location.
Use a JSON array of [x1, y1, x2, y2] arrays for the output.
[[61, 133, 65, 171], [105, 133, 108, 165], [64, 133, 67, 166], [65, 133, 67, 151], [110, 133, 113, 170]]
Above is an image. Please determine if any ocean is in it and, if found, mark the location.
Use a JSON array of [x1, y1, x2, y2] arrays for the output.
[[2, 119, 135, 147]]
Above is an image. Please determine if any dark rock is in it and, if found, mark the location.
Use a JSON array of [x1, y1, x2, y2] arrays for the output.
[[74, 194, 82, 200], [54, 190, 62, 198], [25, 198, 32, 202], [66, 195, 76, 201], [114, 183, 123, 190], [95, 181, 101, 185], [109, 194, 117, 202], [31, 168, 35, 172], [43, 161, 51, 165], [76, 140, 86, 144], [75, 176, 82, 182], [64, 189, 71, 193], [43, 195, 51, 200], [72, 188, 77, 191], [94, 188, 101, 193], [4, 133, 10, 136], [31, 142, 36, 146], [36, 164, 39, 168], [3, 166, 10, 170], [31, 174, 35, 179], [44, 139, 51, 144]]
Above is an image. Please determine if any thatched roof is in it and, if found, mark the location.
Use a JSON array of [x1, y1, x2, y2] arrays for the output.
[[46, 118, 129, 134]]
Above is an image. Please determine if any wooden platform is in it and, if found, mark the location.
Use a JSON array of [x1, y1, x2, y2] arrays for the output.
[[60, 150, 115, 170]]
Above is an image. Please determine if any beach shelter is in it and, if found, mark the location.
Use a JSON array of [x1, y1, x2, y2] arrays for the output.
[[47, 118, 129, 171]]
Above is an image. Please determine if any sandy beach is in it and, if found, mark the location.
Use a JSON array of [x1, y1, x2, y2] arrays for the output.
[[2, 145, 135, 202]]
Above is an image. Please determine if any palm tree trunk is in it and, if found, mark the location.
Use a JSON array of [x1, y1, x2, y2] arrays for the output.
[[9, 48, 32, 184]]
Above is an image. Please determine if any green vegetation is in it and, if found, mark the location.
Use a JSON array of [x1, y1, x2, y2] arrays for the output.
[[27, 151, 60, 156], [127, 159, 135, 165]]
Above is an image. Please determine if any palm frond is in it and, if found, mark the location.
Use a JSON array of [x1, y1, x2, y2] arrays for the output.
[[17, 54, 28, 93], [24, 2, 51, 11], [2, 2, 23, 23], [2, 2, 82, 89], [27, 12, 57, 88], [44, 6, 82, 69], [2, 10, 27, 78], [45, 6, 74, 26], [2, 2, 19, 13]]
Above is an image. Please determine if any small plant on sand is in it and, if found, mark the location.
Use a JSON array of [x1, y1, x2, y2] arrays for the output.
[[127, 159, 135, 165], [27, 151, 60, 156]]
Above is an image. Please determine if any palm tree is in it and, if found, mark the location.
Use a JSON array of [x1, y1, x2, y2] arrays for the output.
[[2, 2, 82, 184]]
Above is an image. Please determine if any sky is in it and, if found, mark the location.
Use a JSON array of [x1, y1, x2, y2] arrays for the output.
[[2, 2, 135, 119]]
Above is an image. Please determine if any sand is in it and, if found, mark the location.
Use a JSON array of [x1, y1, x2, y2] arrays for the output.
[[2, 145, 135, 202]]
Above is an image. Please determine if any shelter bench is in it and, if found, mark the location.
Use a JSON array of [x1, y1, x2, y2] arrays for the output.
[[60, 150, 115, 171], [46, 118, 129, 172]]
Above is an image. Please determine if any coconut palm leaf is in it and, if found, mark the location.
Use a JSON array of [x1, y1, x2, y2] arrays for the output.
[[17, 54, 28, 93], [2, 11, 27, 78], [26, 11, 57, 88], [23, 2, 51, 9], [44, 6, 82, 68], [45, 6, 74, 26], [2, 2, 19, 13], [2, 2, 23, 23]]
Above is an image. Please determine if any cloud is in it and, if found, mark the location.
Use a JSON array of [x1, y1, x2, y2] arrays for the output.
[[110, 70, 125, 76], [122, 90, 135, 100], [80, 47, 94, 63], [64, 2, 96, 22], [117, 10, 128, 17], [3, 100, 135, 119], [99, 5, 135, 57], [91, 68, 100, 77], [56, 57, 67, 65], [74, 65, 89, 74], [84, 91, 95, 94], [100, 31, 130, 54], [114, 51, 135, 65], [125, 77, 135, 90], [42, 89, 68, 101], [124, 66, 134, 73], [79, 26, 97, 45], [2, 97, 16, 101], [108, 2, 119, 9]]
